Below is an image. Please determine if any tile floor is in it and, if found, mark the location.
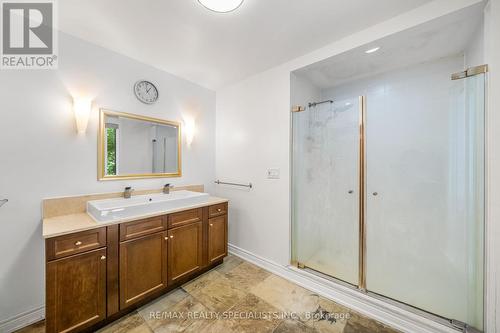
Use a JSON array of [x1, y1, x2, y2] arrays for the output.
[[15, 255, 399, 333]]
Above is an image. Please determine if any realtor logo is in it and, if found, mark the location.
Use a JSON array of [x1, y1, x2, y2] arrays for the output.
[[1, 0, 57, 69]]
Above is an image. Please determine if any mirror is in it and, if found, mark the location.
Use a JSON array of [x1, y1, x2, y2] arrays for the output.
[[98, 109, 181, 180]]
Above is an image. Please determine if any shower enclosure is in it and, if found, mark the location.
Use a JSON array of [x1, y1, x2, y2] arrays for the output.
[[290, 8, 487, 325], [291, 65, 486, 330]]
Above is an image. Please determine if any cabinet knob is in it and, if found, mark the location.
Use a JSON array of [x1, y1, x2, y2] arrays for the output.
[[100, 255, 106, 260], [373, 192, 378, 196], [164, 236, 168, 241], [210, 223, 213, 227], [75, 241, 82, 246], [217, 208, 222, 212], [170, 235, 174, 239]]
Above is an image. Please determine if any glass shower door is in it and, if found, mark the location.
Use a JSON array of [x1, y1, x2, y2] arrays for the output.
[[292, 97, 361, 285], [365, 73, 485, 329]]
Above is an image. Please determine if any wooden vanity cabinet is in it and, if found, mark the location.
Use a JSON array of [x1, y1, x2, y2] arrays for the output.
[[45, 202, 228, 333], [208, 214, 228, 264], [119, 231, 168, 309], [46, 248, 107, 333], [167, 221, 203, 284]]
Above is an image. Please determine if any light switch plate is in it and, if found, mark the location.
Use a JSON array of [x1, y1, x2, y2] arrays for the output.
[[267, 168, 280, 179]]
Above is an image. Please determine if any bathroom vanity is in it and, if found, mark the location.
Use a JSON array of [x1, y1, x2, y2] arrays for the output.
[[43, 189, 228, 333]]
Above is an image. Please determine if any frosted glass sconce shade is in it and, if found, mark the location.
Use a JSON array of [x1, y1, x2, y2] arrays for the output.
[[73, 97, 92, 134]]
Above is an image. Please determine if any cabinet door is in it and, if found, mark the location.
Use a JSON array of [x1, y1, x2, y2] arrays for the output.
[[46, 248, 107, 333], [168, 222, 203, 284], [119, 232, 168, 309], [208, 215, 228, 264]]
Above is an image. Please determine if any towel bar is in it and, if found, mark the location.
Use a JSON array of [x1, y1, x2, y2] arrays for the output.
[[214, 180, 252, 189]]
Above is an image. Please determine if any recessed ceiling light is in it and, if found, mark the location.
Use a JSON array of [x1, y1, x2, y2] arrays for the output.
[[365, 47, 380, 54], [198, 0, 244, 13]]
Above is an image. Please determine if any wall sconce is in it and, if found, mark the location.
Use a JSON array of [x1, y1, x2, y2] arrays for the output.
[[183, 116, 196, 147], [73, 97, 92, 134]]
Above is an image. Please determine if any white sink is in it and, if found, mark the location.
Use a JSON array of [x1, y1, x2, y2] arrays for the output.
[[87, 190, 210, 222]]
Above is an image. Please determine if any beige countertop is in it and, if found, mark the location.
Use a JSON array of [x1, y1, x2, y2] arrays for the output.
[[43, 196, 229, 239]]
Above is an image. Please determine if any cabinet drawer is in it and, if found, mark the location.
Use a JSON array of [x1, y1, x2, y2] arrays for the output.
[[166, 208, 203, 229], [120, 217, 165, 242], [209, 203, 227, 218], [46, 228, 106, 261]]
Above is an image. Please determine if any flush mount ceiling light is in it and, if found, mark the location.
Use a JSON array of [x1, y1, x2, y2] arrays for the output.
[[365, 47, 381, 54], [198, 0, 244, 13]]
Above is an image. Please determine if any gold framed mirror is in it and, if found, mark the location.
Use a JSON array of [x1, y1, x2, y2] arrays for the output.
[[98, 109, 182, 180]]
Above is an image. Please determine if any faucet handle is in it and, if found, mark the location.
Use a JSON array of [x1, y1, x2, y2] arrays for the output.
[[163, 184, 173, 194], [124, 186, 133, 198]]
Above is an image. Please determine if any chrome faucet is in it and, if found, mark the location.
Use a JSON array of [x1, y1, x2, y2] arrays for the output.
[[163, 184, 173, 194], [124, 186, 133, 199]]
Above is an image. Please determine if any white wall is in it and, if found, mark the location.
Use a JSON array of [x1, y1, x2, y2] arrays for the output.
[[464, 19, 485, 68], [484, 1, 500, 331], [215, 71, 291, 265], [0, 32, 215, 324]]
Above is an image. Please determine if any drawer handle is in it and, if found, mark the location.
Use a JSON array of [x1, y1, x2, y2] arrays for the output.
[[217, 208, 222, 212], [75, 241, 82, 246], [100, 255, 106, 260]]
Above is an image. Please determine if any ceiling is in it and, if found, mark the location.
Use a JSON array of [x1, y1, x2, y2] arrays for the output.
[[293, 3, 484, 89], [59, 0, 432, 90]]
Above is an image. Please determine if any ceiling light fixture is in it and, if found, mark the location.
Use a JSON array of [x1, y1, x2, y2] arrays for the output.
[[198, 0, 244, 13], [365, 47, 381, 54]]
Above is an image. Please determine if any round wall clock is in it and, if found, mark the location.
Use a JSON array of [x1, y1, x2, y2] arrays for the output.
[[134, 80, 159, 104]]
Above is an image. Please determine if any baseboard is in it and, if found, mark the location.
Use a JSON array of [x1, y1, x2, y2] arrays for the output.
[[0, 306, 45, 333], [228, 243, 458, 333]]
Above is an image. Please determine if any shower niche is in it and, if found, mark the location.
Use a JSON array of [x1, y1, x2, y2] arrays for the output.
[[291, 3, 486, 331]]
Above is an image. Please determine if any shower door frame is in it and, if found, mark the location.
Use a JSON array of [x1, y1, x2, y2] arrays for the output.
[[358, 95, 367, 291], [290, 95, 365, 288], [289, 65, 488, 332]]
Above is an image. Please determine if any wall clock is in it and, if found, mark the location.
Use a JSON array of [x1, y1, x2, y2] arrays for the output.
[[134, 80, 159, 104]]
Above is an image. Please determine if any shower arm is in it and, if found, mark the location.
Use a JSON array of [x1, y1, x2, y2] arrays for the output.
[[308, 100, 333, 108]]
